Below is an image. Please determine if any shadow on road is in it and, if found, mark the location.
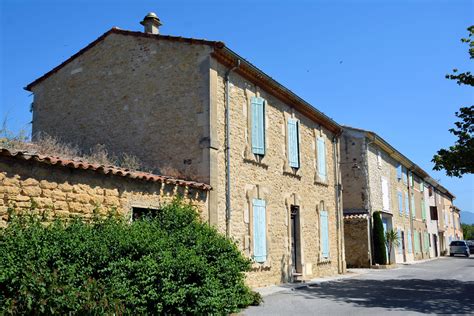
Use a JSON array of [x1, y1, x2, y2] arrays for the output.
[[294, 278, 474, 314]]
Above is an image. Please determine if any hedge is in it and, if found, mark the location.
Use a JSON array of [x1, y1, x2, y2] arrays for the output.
[[0, 199, 260, 314]]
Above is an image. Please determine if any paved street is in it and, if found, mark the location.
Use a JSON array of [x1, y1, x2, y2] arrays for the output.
[[244, 257, 474, 315]]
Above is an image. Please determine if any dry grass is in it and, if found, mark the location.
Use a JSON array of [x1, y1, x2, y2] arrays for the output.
[[0, 129, 144, 171], [1, 126, 200, 181]]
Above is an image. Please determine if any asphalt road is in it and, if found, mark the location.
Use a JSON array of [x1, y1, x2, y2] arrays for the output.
[[243, 257, 474, 315]]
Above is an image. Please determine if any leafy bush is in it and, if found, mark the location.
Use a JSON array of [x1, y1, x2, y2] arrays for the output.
[[0, 200, 259, 314], [372, 211, 387, 265]]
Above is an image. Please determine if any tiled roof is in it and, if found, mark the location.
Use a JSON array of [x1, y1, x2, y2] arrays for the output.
[[343, 213, 368, 220], [24, 27, 341, 134], [0, 148, 211, 191]]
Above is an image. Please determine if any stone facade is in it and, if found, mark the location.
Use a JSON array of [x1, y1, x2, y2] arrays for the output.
[[341, 127, 431, 265], [31, 32, 214, 184], [26, 28, 345, 287], [0, 150, 208, 226], [344, 215, 370, 268]]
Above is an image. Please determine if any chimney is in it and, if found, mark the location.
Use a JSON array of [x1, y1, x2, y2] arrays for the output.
[[140, 12, 162, 34]]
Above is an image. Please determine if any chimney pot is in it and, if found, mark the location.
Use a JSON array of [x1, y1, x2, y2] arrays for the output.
[[140, 12, 162, 34]]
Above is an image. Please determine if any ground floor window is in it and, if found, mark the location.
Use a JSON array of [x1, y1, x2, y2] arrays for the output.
[[319, 202, 330, 259], [132, 207, 160, 221], [252, 198, 267, 263]]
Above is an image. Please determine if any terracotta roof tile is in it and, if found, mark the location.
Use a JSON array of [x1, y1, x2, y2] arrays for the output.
[[0, 148, 211, 191]]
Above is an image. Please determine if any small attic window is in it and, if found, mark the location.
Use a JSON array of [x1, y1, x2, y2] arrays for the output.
[[132, 207, 160, 221]]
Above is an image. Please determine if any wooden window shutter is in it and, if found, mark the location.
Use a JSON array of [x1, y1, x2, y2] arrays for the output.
[[397, 164, 402, 180], [398, 191, 403, 215], [320, 210, 329, 258], [288, 118, 300, 168], [405, 192, 410, 217], [407, 229, 412, 253], [252, 199, 267, 263], [317, 136, 327, 180], [251, 97, 265, 155]]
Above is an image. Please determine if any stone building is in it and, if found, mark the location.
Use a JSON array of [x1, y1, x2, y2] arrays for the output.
[[25, 13, 346, 287], [340, 126, 455, 267], [0, 148, 210, 226]]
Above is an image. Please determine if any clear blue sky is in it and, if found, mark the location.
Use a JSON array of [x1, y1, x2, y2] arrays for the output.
[[1, 0, 473, 214]]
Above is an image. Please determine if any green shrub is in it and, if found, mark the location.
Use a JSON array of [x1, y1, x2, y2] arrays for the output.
[[0, 199, 258, 314], [372, 211, 387, 265]]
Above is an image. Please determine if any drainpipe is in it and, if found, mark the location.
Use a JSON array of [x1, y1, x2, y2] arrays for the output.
[[224, 60, 240, 238], [332, 134, 344, 273]]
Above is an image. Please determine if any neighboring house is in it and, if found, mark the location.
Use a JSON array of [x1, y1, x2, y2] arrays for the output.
[[0, 148, 210, 226], [25, 13, 346, 287], [340, 126, 446, 267], [424, 179, 457, 258]]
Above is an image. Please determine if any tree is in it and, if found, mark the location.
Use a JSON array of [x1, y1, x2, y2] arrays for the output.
[[432, 26, 474, 177], [372, 212, 387, 265], [462, 223, 474, 240], [385, 229, 400, 265]]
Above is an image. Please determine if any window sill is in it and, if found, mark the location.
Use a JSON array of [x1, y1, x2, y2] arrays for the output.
[[283, 169, 302, 180], [314, 176, 329, 187], [251, 260, 271, 270], [318, 258, 331, 265], [243, 157, 269, 169]]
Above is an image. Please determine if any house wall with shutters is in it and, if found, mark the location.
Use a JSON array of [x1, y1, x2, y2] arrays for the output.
[[31, 33, 214, 184], [211, 60, 344, 288]]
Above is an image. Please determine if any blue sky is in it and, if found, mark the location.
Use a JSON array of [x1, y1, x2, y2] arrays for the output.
[[1, 0, 473, 214]]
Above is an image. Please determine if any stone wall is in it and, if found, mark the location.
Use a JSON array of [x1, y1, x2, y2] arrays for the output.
[[0, 155, 208, 226], [211, 60, 344, 288], [31, 32, 213, 184], [340, 130, 368, 213], [344, 216, 370, 268]]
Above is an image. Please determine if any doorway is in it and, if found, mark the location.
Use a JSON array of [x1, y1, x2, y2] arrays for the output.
[[290, 205, 302, 277], [401, 231, 406, 262], [433, 234, 438, 257]]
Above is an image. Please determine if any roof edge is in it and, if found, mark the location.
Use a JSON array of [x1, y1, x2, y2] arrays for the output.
[[0, 147, 211, 191], [25, 28, 224, 91], [342, 125, 455, 199]]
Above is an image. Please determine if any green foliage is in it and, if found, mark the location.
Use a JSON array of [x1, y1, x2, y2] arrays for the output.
[[462, 223, 474, 240], [372, 212, 387, 265], [433, 26, 474, 177], [384, 229, 400, 265], [0, 199, 259, 315]]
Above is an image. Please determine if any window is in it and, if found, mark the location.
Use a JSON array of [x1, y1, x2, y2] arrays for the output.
[[409, 172, 414, 187], [397, 191, 403, 215], [316, 136, 327, 181], [377, 150, 382, 167], [251, 96, 265, 156], [407, 229, 412, 253], [320, 208, 330, 259], [252, 198, 267, 263], [397, 164, 402, 180], [402, 166, 407, 184], [405, 192, 409, 217], [288, 118, 300, 169], [414, 231, 420, 253], [421, 199, 426, 221], [420, 181, 424, 192], [397, 229, 403, 253], [411, 194, 416, 219], [132, 207, 160, 221], [382, 177, 390, 211]]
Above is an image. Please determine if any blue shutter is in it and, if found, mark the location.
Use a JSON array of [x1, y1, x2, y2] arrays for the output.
[[414, 231, 419, 253], [320, 210, 329, 258], [253, 199, 267, 263], [398, 191, 403, 215], [411, 195, 416, 218], [402, 166, 407, 184], [251, 97, 265, 155], [407, 230, 412, 253], [397, 164, 402, 180], [317, 136, 327, 180], [288, 119, 300, 168], [405, 193, 409, 217], [421, 200, 426, 220]]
